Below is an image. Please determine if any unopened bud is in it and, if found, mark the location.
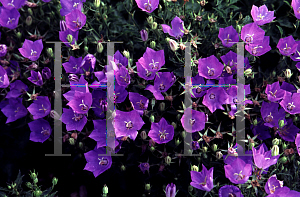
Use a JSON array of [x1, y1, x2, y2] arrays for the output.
[[272, 138, 280, 145], [16, 32, 22, 39], [150, 146, 155, 152], [150, 41, 156, 49], [151, 22, 157, 30], [140, 130, 147, 140], [47, 48, 53, 58], [175, 138, 181, 146], [67, 34, 73, 43], [147, 16, 153, 24], [84, 46, 89, 53], [140, 29, 148, 41], [278, 119, 286, 128], [191, 165, 198, 172], [26, 16, 32, 26], [52, 177, 58, 186], [120, 165, 126, 171], [165, 156, 172, 165], [94, 0, 100, 8], [272, 145, 279, 156], [284, 69, 292, 79], [179, 43, 186, 50], [181, 131, 186, 138], [279, 156, 288, 164], [212, 144, 218, 152], [33, 178, 38, 184], [253, 119, 258, 126], [34, 190, 42, 197], [69, 138, 75, 145], [171, 122, 177, 129], [150, 114, 155, 123], [203, 146, 208, 152], [169, 39, 179, 51], [102, 185, 108, 195], [159, 102, 165, 111], [239, 12, 243, 20], [216, 151, 223, 159], [97, 42, 104, 53], [28, 8, 33, 15], [145, 184, 151, 191], [123, 50, 130, 59], [26, 182, 32, 189], [60, 20, 67, 31], [50, 110, 61, 120]]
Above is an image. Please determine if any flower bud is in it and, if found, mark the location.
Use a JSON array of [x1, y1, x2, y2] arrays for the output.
[[171, 122, 177, 129], [34, 190, 42, 197], [7, 186, 11, 190], [28, 8, 33, 15], [236, 24, 242, 33], [279, 156, 288, 164], [179, 43, 186, 50], [69, 138, 75, 145], [150, 146, 155, 152], [272, 145, 279, 156], [94, 0, 100, 8], [151, 22, 157, 29], [97, 42, 104, 53], [272, 138, 280, 145], [30, 172, 37, 180], [103, 14, 108, 21], [278, 119, 286, 128], [52, 177, 58, 186], [282, 142, 288, 150], [78, 142, 83, 149], [150, 41, 156, 49], [188, 185, 193, 192], [191, 165, 198, 172], [102, 185, 108, 195], [26, 16, 33, 26], [159, 102, 165, 111], [147, 16, 153, 24], [26, 182, 32, 188], [165, 156, 172, 165], [200, 0, 206, 6], [84, 46, 89, 53], [60, 20, 67, 31], [165, 183, 176, 197], [120, 165, 126, 171], [46, 48, 53, 58], [67, 34, 73, 43], [175, 139, 181, 146], [169, 39, 179, 51], [181, 131, 186, 138], [212, 144, 218, 152], [140, 130, 147, 140], [239, 12, 243, 20], [284, 69, 292, 79], [253, 119, 258, 126], [16, 32, 22, 39], [216, 151, 223, 159], [150, 114, 155, 123], [203, 146, 208, 152], [123, 50, 130, 59], [145, 183, 151, 191], [33, 178, 38, 184], [140, 29, 148, 41]]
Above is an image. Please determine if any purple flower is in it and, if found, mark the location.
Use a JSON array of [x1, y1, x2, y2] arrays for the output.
[[266, 186, 300, 197], [60, 0, 83, 16], [261, 101, 286, 128], [223, 144, 253, 166], [251, 5, 276, 26], [79, 54, 96, 74], [203, 87, 229, 113], [67, 91, 92, 114], [28, 70, 43, 86], [161, 16, 184, 39], [191, 141, 200, 150], [277, 35, 298, 56], [292, 0, 300, 19], [219, 185, 244, 197], [28, 118, 52, 143], [138, 162, 150, 174], [224, 157, 252, 184], [245, 36, 271, 56], [114, 109, 145, 140], [165, 183, 176, 197], [129, 92, 149, 115], [60, 108, 87, 131], [296, 133, 300, 156], [63, 75, 89, 102], [218, 25, 239, 47], [83, 147, 112, 177], [112, 50, 128, 68], [59, 28, 79, 48], [0, 0, 26, 9], [291, 41, 300, 61], [220, 51, 240, 75], [65, 9, 86, 31], [1, 98, 27, 123], [148, 117, 174, 144], [0, 66, 10, 88], [19, 39, 43, 61], [180, 108, 206, 133], [6, 80, 28, 98], [279, 91, 300, 114], [110, 82, 128, 103], [0, 7, 20, 29], [265, 174, 284, 194], [138, 47, 165, 73], [190, 164, 214, 192], [62, 56, 82, 73], [136, 61, 155, 80], [191, 75, 208, 98], [0, 44, 7, 57], [60, 20, 67, 31], [252, 143, 279, 169], [42, 67, 51, 79], [265, 81, 286, 102], [241, 22, 265, 44], [91, 89, 107, 118], [27, 96, 51, 119], [140, 29, 148, 41], [198, 55, 223, 79], [276, 118, 300, 142], [115, 65, 130, 86], [135, 0, 159, 13], [281, 81, 297, 93]]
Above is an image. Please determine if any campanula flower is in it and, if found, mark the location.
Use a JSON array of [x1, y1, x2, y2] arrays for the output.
[[42, 67, 51, 80], [62, 56, 82, 74], [140, 29, 148, 41], [202, 87, 229, 113], [136, 61, 155, 80], [59, 28, 79, 48], [180, 108, 206, 133], [220, 51, 241, 75], [265, 174, 284, 195], [6, 80, 28, 98], [28, 118, 52, 143], [83, 147, 112, 177], [63, 76, 89, 102], [261, 102, 286, 129], [0, 0, 25, 9], [129, 92, 149, 115], [0, 44, 7, 57], [0, 7, 20, 29], [161, 16, 184, 39], [191, 75, 208, 98], [1, 98, 27, 123], [280, 81, 297, 93], [138, 47, 165, 73], [19, 39, 43, 61], [279, 91, 300, 114], [60, 0, 83, 16], [252, 143, 279, 170], [191, 141, 200, 150], [198, 55, 223, 79], [115, 66, 130, 86], [224, 157, 252, 184], [91, 89, 107, 118], [0, 66, 9, 88], [276, 118, 300, 142], [266, 186, 300, 197], [138, 162, 150, 174], [218, 25, 239, 48], [223, 143, 253, 166], [27, 96, 51, 119], [135, 0, 159, 13], [190, 164, 214, 192], [112, 50, 128, 68], [67, 91, 92, 114], [251, 5, 276, 26], [245, 36, 271, 56], [292, 0, 300, 19], [295, 133, 300, 156], [265, 81, 286, 102], [165, 183, 176, 197], [114, 109, 145, 141], [109, 82, 128, 103], [60, 108, 87, 131], [277, 35, 298, 56], [219, 185, 244, 197], [65, 9, 86, 31], [241, 22, 265, 44], [148, 117, 174, 144], [28, 70, 43, 86]]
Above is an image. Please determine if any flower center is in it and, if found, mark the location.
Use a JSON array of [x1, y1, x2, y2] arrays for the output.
[[159, 83, 165, 91], [269, 90, 277, 98], [189, 118, 195, 126], [209, 93, 215, 99], [120, 75, 129, 83], [257, 14, 265, 20], [207, 66, 215, 76], [228, 193, 236, 197], [144, 0, 152, 12], [224, 34, 232, 44], [14, 107, 20, 113], [124, 121, 133, 130], [196, 86, 202, 93], [137, 100, 145, 109], [199, 176, 207, 186], [72, 18, 81, 29], [31, 49, 37, 56], [73, 2, 79, 8], [72, 113, 83, 121], [41, 127, 50, 136], [73, 64, 78, 69], [39, 104, 48, 113], [158, 129, 169, 141], [79, 100, 88, 111], [270, 185, 278, 194], [7, 0, 14, 7], [287, 102, 295, 111], [234, 170, 245, 181], [251, 46, 263, 55], [149, 59, 159, 70], [7, 17, 15, 25], [98, 157, 108, 166], [281, 43, 291, 54], [245, 34, 254, 43], [265, 112, 273, 123]]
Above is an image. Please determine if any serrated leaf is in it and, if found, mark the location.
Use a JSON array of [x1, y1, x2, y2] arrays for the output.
[[276, 25, 283, 38]]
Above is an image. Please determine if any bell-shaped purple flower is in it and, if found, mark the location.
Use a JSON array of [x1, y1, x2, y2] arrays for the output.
[[1, 98, 27, 123], [241, 22, 265, 44], [0, 0, 26, 9], [138, 47, 165, 73], [223, 144, 253, 166], [67, 91, 92, 114], [91, 89, 107, 118], [220, 50, 241, 75], [0, 44, 8, 57], [0, 7, 20, 29], [136, 61, 155, 80], [261, 101, 286, 128], [265, 174, 284, 195], [165, 183, 176, 197], [28, 118, 52, 143], [138, 163, 150, 174], [65, 9, 86, 31], [245, 36, 271, 56], [110, 82, 128, 103], [198, 55, 223, 79], [62, 56, 82, 74], [191, 141, 200, 150], [191, 75, 208, 98], [63, 76, 89, 102], [28, 70, 43, 86], [83, 147, 112, 177], [114, 109, 145, 140], [161, 16, 184, 39], [190, 164, 214, 192], [140, 29, 148, 41], [276, 118, 300, 142], [218, 25, 239, 48], [6, 80, 28, 98], [203, 87, 229, 113], [224, 157, 252, 184], [0, 66, 10, 88], [266, 186, 300, 197], [265, 81, 286, 102], [129, 92, 149, 115], [281, 81, 297, 93], [60, 108, 87, 131], [19, 39, 43, 61], [296, 133, 300, 156], [291, 41, 300, 61], [251, 5, 276, 26], [60, 0, 83, 16], [148, 117, 174, 144], [59, 28, 79, 48], [135, 0, 159, 13], [80, 54, 96, 74], [219, 185, 244, 197], [180, 108, 206, 133], [27, 96, 51, 119], [115, 65, 130, 86], [251, 117, 272, 140], [277, 35, 298, 56], [42, 67, 51, 80], [292, 0, 300, 19], [279, 91, 300, 114], [252, 143, 279, 169]]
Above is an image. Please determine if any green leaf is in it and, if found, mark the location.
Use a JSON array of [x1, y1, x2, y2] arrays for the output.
[[284, 0, 292, 8]]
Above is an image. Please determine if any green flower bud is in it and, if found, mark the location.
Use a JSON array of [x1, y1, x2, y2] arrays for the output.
[[103, 14, 108, 21], [145, 183, 151, 191], [191, 165, 198, 172], [278, 119, 286, 129], [26, 182, 32, 189], [176, 114, 181, 121], [140, 130, 147, 140], [272, 138, 280, 145], [46, 17, 50, 24], [69, 138, 75, 145], [236, 24, 242, 33], [272, 145, 279, 156], [165, 37, 170, 43], [188, 185, 193, 192], [216, 151, 223, 159], [47, 48, 53, 58], [175, 138, 181, 146], [171, 122, 177, 129], [28, 8, 33, 16], [181, 131, 186, 138], [150, 41, 156, 49], [33, 178, 38, 184], [150, 115, 155, 123], [84, 37, 88, 45], [151, 22, 157, 30], [84, 46, 89, 53], [34, 190, 42, 197], [97, 42, 104, 53], [102, 185, 108, 195], [16, 32, 22, 39], [279, 156, 288, 164], [212, 144, 218, 152], [52, 177, 58, 186], [159, 102, 165, 111], [203, 146, 208, 152], [7, 186, 11, 190], [159, 4, 162, 10], [284, 69, 292, 79], [78, 142, 83, 149], [147, 16, 153, 24], [30, 172, 37, 180], [120, 165, 126, 171], [282, 142, 288, 150], [165, 156, 172, 165], [94, 0, 100, 8], [294, 116, 298, 122], [239, 12, 243, 20], [253, 119, 258, 126], [244, 68, 252, 76], [250, 142, 255, 150], [26, 16, 32, 26], [272, 70, 277, 78], [123, 50, 130, 59], [67, 34, 73, 43], [150, 146, 155, 152]]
